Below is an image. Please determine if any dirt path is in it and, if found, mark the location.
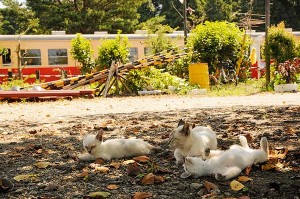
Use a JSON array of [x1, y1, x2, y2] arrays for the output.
[[1, 92, 300, 123], [0, 93, 299, 199]]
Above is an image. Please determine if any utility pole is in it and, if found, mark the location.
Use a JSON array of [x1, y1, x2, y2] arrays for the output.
[[265, 0, 270, 87], [183, 0, 187, 45]]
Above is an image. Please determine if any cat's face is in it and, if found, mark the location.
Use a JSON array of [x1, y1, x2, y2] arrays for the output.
[[83, 129, 104, 154], [83, 135, 98, 154], [168, 120, 191, 149]]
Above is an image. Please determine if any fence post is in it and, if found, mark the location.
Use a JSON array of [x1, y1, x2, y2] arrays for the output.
[[8, 71, 13, 81], [35, 70, 40, 83]]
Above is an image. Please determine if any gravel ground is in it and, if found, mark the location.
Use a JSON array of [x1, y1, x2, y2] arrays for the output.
[[0, 92, 300, 199]]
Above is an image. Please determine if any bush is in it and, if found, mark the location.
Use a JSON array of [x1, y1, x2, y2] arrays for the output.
[[70, 33, 95, 74], [97, 31, 129, 71], [187, 21, 247, 73], [124, 67, 199, 94], [265, 22, 296, 67]]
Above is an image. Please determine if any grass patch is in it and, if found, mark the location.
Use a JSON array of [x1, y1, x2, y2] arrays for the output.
[[207, 78, 267, 96]]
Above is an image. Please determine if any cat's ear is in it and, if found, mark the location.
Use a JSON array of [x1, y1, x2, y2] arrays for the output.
[[95, 129, 104, 141], [177, 119, 185, 127], [181, 123, 191, 136]]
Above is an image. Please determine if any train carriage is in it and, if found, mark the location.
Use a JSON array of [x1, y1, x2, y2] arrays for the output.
[[0, 30, 299, 84], [0, 31, 184, 83]]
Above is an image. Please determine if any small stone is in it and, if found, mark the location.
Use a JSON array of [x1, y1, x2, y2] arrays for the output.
[[190, 182, 203, 189], [44, 183, 59, 191], [177, 183, 185, 191]]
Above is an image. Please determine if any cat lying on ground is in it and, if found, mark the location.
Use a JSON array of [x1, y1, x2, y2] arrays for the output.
[[181, 135, 269, 180], [168, 119, 218, 164], [79, 129, 155, 161]]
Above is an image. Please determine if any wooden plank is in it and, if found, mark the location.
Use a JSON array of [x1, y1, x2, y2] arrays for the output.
[[0, 90, 81, 99]]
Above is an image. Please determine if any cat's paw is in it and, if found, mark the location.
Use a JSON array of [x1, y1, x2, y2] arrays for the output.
[[78, 154, 96, 162], [215, 173, 227, 181], [180, 172, 192, 179], [176, 158, 184, 165]]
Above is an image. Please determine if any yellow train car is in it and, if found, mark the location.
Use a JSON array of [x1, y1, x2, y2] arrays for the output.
[[0, 31, 184, 83]]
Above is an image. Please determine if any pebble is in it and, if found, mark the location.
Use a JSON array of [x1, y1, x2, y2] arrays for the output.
[[190, 182, 203, 189], [177, 183, 186, 191]]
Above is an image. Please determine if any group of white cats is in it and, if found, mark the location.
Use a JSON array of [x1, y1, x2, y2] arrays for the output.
[[79, 119, 269, 181]]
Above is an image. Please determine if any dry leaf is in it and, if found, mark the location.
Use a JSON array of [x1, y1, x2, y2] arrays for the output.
[[106, 184, 118, 190], [133, 156, 150, 163], [127, 162, 141, 176], [230, 180, 245, 191], [244, 166, 252, 175], [276, 148, 289, 159], [28, 129, 38, 134], [94, 158, 105, 165], [85, 191, 111, 198], [33, 161, 51, 169], [284, 126, 295, 134], [238, 196, 250, 199], [110, 162, 121, 169], [269, 148, 288, 159], [95, 166, 109, 173], [154, 175, 165, 183], [76, 171, 89, 178], [123, 159, 135, 165], [14, 146, 25, 151], [204, 180, 218, 191], [262, 162, 276, 171], [141, 173, 155, 185], [238, 176, 252, 182], [245, 133, 253, 143], [13, 174, 37, 182], [133, 192, 153, 199]]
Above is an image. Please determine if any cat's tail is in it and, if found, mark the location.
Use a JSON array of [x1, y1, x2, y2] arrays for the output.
[[239, 135, 250, 149], [260, 137, 269, 156]]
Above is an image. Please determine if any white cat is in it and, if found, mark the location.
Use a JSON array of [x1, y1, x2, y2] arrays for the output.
[[79, 129, 155, 161], [168, 119, 218, 164], [181, 136, 269, 180]]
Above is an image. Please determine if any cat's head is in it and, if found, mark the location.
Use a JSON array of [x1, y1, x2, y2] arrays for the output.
[[181, 157, 205, 178], [82, 129, 104, 154], [168, 119, 193, 149]]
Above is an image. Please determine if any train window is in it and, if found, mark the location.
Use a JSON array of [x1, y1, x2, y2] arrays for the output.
[[144, 47, 151, 56], [21, 49, 41, 66], [128, 47, 138, 62], [1, 48, 11, 66], [48, 49, 68, 65]]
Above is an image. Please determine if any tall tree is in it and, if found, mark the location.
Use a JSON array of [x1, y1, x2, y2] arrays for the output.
[[0, 0, 39, 34], [26, 0, 147, 34]]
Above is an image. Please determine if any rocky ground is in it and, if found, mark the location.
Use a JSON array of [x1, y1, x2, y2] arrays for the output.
[[0, 93, 300, 199]]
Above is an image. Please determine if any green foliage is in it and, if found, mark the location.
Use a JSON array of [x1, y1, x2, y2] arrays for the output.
[[272, 58, 300, 85], [265, 22, 296, 66], [97, 32, 129, 70], [209, 78, 266, 96], [138, 16, 174, 34], [166, 57, 190, 79], [0, 0, 40, 34], [70, 33, 95, 74], [125, 67, 198, 94], [145, 31, 176, 55], [187, 21, 246, 73], [0, 48, 8, 56], [26, 0, 146, 34], [295, 43, 300, 57]]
